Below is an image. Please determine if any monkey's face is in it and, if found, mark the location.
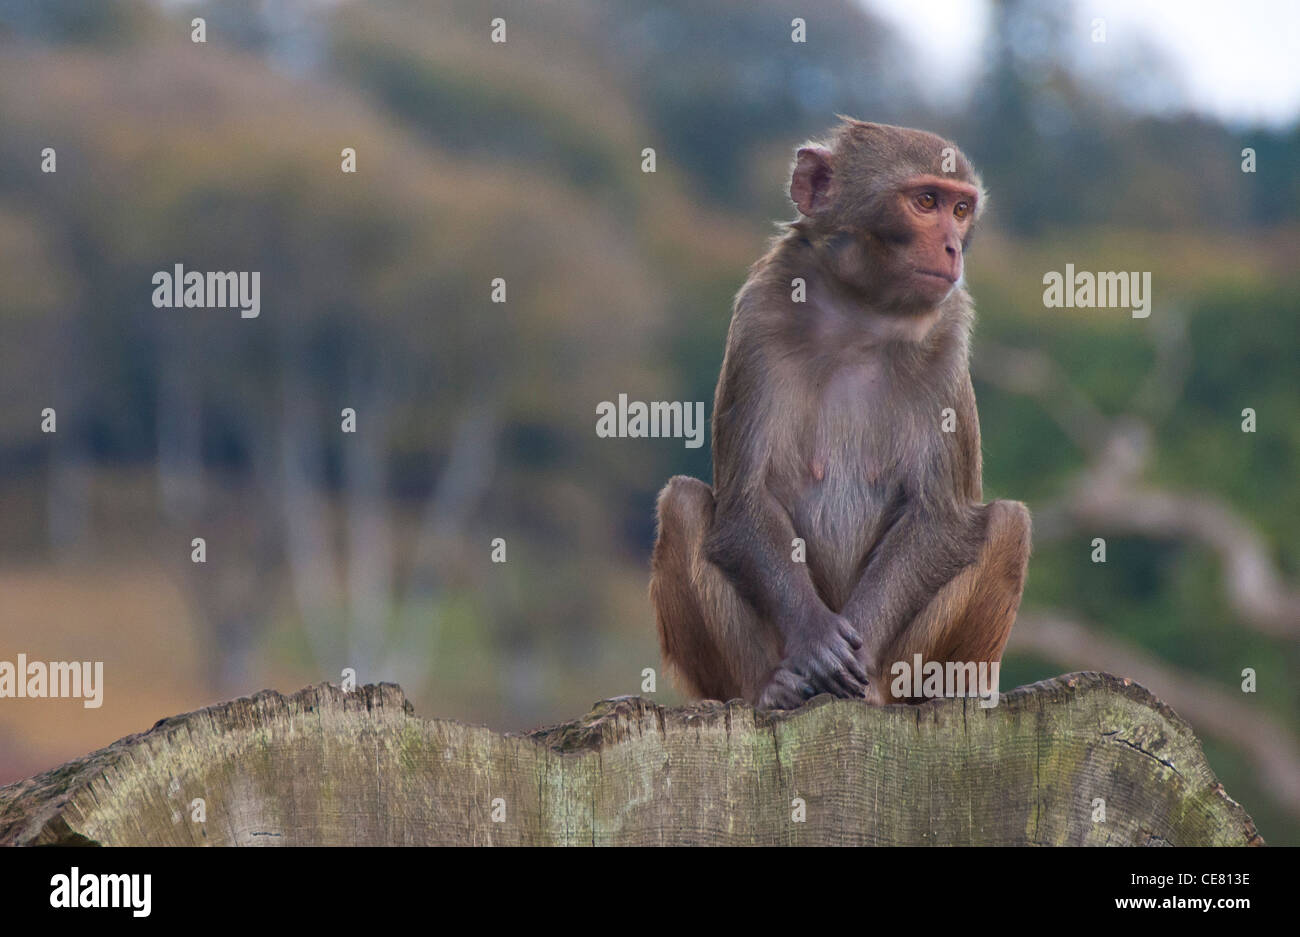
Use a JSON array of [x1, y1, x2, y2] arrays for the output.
[[834, 175, 979, 312], [789, 122, 984, 314]]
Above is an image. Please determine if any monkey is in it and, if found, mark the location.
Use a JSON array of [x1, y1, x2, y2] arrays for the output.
[[650, 118, 1030, 710]]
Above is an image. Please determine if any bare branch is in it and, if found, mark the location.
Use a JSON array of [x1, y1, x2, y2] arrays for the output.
[[1042, 471, 1300, 637], [979, 330, 1300, 637]]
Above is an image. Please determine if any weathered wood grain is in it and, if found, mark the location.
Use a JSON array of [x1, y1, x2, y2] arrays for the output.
[[0, 672, 1262, 845]]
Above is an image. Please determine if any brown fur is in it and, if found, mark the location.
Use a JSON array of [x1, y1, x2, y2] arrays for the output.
[[650, 119, 1030, 708]]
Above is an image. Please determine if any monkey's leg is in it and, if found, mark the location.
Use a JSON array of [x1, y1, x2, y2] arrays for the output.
[[650, 475, 783, 703], [870, 499, 1030, 704]]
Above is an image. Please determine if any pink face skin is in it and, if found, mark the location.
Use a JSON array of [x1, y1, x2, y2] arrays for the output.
[[819, 174, 981, 316], [790, 150, 982, 316], [897, 174, 979, 299]]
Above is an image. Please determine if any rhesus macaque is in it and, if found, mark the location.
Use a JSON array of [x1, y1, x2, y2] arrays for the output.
[[650, 119, 1030, 709]]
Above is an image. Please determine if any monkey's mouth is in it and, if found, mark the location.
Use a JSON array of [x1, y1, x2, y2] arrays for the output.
[[914, 269, 958, 284]]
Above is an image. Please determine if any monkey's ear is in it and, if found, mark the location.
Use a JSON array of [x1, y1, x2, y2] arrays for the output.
[[790, 146, 834, 217]]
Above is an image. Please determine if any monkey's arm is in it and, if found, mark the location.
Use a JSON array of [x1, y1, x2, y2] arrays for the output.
[[840, 501, 984, 672], [706, 368, 869, 700], [706, 487, 869, 700], [706, 339, 828, 634], [845, 363, 987, 669], [706, 484, 828, 631]]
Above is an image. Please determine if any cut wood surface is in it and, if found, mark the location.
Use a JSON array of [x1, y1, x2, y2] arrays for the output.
[[0, 671, 1262, 846]]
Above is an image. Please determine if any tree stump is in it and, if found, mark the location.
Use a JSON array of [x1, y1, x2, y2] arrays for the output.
[[0, 672, 1262, 845]]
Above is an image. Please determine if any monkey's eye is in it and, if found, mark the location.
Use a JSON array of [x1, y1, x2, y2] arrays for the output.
[[916, 192, 937, 210], [954, 201, 971, 219]]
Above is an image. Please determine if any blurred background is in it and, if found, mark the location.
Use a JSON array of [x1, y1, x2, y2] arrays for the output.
[[0, 0, 1296, 842]]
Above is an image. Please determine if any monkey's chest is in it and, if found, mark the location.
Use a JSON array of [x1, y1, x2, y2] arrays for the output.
[[784, 367, 931, 602], [789, 439, 895, 569]]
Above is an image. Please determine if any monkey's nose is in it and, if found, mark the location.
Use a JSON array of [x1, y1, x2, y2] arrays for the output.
[[942, 242, 962, 279]]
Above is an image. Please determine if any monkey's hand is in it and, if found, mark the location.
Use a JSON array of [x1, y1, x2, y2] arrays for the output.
[[758, 615, 870, 709]]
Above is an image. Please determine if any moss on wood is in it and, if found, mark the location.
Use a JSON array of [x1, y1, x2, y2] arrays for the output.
[[0, 672, 1262, 846]]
